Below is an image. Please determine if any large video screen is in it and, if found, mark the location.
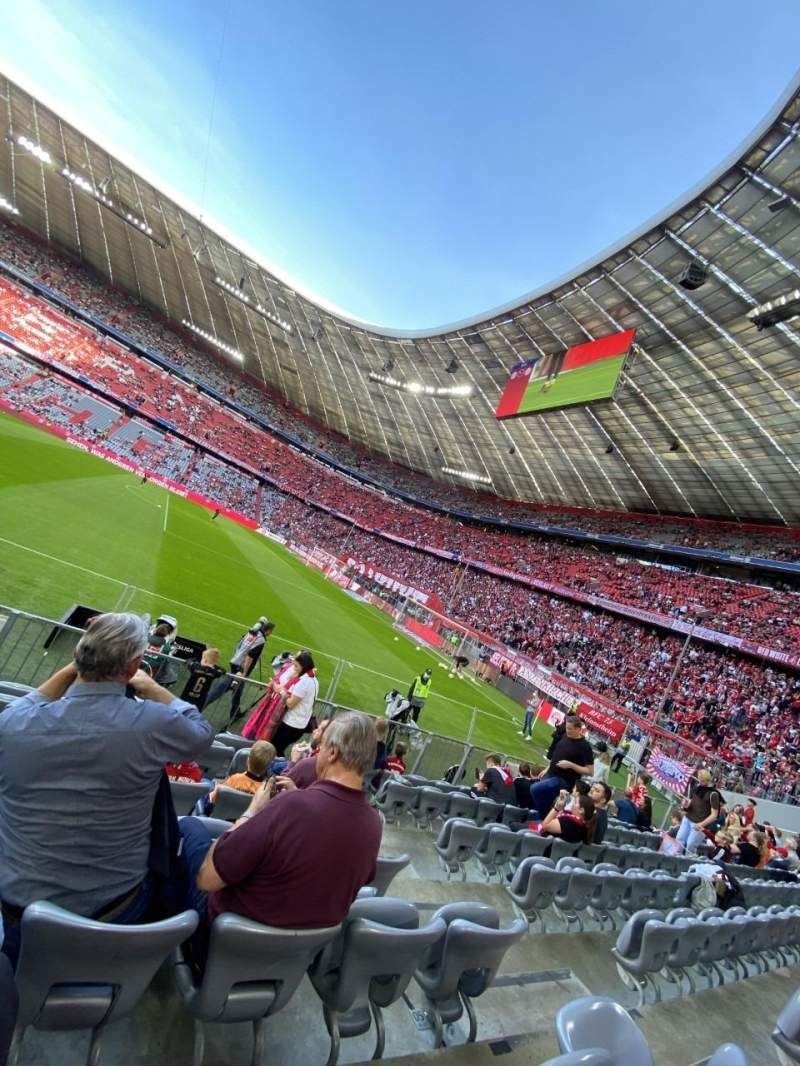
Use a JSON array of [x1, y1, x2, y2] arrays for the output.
[[495, 327, 636, 418]]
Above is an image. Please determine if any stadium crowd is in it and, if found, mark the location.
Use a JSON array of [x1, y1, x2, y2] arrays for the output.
[[0, 290, 798, 653], [2, 216, 800, 563]]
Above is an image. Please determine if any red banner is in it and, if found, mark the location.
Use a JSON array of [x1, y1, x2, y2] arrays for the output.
[[344, 555, 443, 612], [576, 700, 625, 745]]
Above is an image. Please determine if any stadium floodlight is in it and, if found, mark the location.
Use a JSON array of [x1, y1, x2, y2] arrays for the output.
[[61, 167, 115, 208], [212, 274, 293, 333], [15, 133, 52, 165], [181, 318, 244, 361], [746, 288, 800, 330], [441, 466, 492, 484], [0, 194, 19, 216], [368, 371, 473, 398]]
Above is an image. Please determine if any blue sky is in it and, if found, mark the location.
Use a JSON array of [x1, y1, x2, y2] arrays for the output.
[[1, 0, 799, 328]]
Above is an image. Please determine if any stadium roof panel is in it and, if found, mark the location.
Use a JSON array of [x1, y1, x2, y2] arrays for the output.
[[1, 69, 800, 522]]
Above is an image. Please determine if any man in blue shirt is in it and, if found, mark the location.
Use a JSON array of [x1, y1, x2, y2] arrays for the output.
[[0, 612, 214, 967]]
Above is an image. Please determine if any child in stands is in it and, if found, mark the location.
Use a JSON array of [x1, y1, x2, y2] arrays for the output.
[[384, 742, 407, 775]]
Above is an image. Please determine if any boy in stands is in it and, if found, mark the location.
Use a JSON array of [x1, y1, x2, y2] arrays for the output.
[[209, 741, 277, 800], [475, 754, 515, 803], [384, 742, 407, 775], [180, 648, 225, 711]]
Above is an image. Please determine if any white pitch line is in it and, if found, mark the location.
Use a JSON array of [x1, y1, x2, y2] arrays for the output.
[[163, 494, 169, 534]]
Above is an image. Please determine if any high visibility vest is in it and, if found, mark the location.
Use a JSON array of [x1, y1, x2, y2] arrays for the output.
[[412, 675, 432, 699]]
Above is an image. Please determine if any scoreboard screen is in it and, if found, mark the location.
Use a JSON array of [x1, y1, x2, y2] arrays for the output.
[[495, 328, 635, 418]]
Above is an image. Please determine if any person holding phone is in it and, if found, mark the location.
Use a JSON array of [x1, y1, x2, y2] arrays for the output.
[[677, 768, 721, 853]]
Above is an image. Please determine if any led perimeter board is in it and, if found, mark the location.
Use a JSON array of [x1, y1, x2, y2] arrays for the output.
[[495, 328, 636, 418]]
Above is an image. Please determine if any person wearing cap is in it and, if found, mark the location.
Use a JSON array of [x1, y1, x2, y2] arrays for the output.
[[408, 668, 433, 725], [677, 767, 722, 853], [205, 617, 275, 721]]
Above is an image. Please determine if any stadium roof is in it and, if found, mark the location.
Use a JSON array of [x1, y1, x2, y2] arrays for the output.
[[1, 68, 800, 524]]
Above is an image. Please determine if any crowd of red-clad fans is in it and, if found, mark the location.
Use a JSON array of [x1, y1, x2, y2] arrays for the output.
[[1, 217, 800, 563], [1, 224, 799, 800]]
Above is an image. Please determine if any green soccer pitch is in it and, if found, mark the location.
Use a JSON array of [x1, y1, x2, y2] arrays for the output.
[[517, 355, 626, 415], [0, 409, 552, 761]]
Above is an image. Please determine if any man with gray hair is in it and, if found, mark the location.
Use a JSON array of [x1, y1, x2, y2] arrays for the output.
[[0, 612, 214, 967], [178, 711, 381, 961]]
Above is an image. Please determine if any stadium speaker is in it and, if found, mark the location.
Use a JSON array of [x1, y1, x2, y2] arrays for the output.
[[678, 261, 707, 290], [508, 445, 516, 455], [604, 444, 614, 454], [669, 440, 680, 452]]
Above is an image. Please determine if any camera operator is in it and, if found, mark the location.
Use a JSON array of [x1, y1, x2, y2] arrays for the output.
[[205, 616, 275, 721]]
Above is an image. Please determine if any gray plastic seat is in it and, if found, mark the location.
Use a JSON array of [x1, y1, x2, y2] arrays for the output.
[[512, 831, 552, 867], [211, 786, 252, 822], [414, 902, 526, 1047], [213, 731, 253, 751], [541, 1052, 614, 1066], [412, 786, 451, 828], [507, 857, 561, 930], [611, 910, 668, 1007], [12, 902, 198, 1066], [475, 798, 504, 827], [619, 872, 658, 916], [374, 781, 419, 823], [554, 870, 603, 932], [475, 826, 519, 882], [0, 954, 18, 1066], [228, 746, 251, 774], [707, 1046, 749, 1066], [309, 897, 446, 1065], [549, 838, 580, 864], [556, 996, 655, 1066], [366, 854, 411, 896], [198, 741, 236, 779], [445, 793, 478, 821], [555, 857, 587, 873], [663, 917, 710, 993], [576, 843, 606, 865], [697, 918, 739, 986], [773, 988, 800, 1063], [587, 870, 627, 930], [173, 914, 340, 1066], [170, 779, 213, 815], [501, 804, 528, 826], [434, 819, 484, 881]]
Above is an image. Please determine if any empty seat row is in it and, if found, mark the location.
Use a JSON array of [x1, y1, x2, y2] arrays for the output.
[[612, 904, 800, 1008], [376, 780, 527, 830], [507, 857, 698, 933], [603, 823, 662, 850], [7, 896, 525, 1066]]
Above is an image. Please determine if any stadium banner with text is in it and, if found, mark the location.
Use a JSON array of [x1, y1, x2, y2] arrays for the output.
[[344, 555, 443, 612], [647, 748, 694, 796], [495, 328, 636, 417]]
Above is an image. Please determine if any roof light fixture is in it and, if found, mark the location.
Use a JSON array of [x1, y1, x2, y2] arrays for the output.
[[181, 318, 243, 361], [746, 288, 800, 330], [15, 133, 51, 164], [441, 466, 492, 484], [368, 371, 472, 398], [61, 166, 115, 208], [0, 194, 19, 216], [212, 274, 293, 333]]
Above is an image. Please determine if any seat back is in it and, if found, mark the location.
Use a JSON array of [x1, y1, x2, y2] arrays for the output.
[[212, 786, 253, 821], [614, 910, 665, 961], [16, 902, 198, 1029], [773, 988, 800, 1060], [378, 782, 419, 819], [187, 914, 341, 1021], [475, 799, 504, 827], [450, 821, 486, 860], [415, 787, 450, 820], [418, 917, 527, 1002], [214, 731, 254, 751], [550, 839, 580, 864], [516, 832, 552, 861], [541, 1052, 614, 1066], [169, 778, 211, 814], [501, 805, 528, 826], [477, 827, 519, 866], [446, 794, 478, 821], [367, 854, 411, 896], [556, 995, 655, 1066], [228, 747, 251, 774], [198, 742, 235, 779]]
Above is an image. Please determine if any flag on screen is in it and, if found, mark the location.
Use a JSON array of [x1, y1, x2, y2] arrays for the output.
[[560, 328, 636, 373], [495, 358, 537, 419]]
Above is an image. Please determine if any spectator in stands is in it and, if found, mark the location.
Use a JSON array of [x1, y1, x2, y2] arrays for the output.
[[628, 772, 652, 830], [518, 700, 535, 741], [677, 768, 722, 854], [205, 617, 274, 721], [209, 741, 277, 800], [374, 717, 390, 769], [529, 716, 594, 818], [474, 754, 515, 803], [0, 612, 213, 968], [271, 650, 318, 756], [614, 789, 640, 826], [242, 649, 299, 742], [147, 614, 179, 687], [384, 742, 408, 775], [589, 781, 612, 844], [610, 737, 630, 774], [541, 793, 597, 845], [178, 711, 381, 968], [407, 668, 433, 725], [180, 647, 226, 710], [284, 717, 331, 789], [593, 741, 611, 784], [731, 828, 770, 868], [513, 763, 535, 809], [743, 798, 757, 826]]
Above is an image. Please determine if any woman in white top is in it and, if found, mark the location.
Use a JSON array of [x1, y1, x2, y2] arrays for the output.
[[593, 741, 611, 784], [271, 650, 319, 756]]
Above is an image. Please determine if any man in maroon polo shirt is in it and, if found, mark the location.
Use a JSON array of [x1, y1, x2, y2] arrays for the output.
[[179, 712, 381, 959], [284, 718, 332, 790]]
